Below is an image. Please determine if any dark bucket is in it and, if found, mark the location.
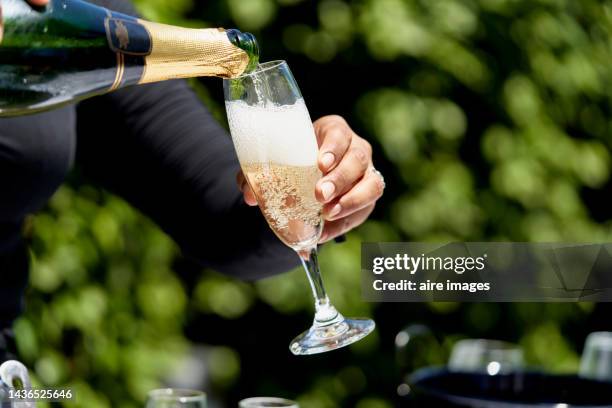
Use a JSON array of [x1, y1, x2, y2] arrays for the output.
[[406, 367, 612, 407]]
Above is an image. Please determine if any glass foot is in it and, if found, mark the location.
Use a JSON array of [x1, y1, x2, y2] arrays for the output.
[[290, 317, 375, 355]]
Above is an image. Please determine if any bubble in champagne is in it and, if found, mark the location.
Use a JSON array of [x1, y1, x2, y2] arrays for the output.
[[243, 163, 322, 249]]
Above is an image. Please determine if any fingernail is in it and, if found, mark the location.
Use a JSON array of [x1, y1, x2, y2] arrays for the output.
[[320, 181, 335, 201], [328, 204, 342, 218], [321, 152, 335, 170]]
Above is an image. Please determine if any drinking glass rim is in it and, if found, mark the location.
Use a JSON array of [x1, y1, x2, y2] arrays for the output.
[[231, 60, 287, 80], [239, 396, 299, 407], [454, 339, 522, 351], [586, 331, 612, 349], [147, 388, 206, 402]]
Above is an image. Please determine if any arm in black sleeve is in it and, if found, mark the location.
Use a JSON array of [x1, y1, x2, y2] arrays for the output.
[[75, 78, 299, 280]]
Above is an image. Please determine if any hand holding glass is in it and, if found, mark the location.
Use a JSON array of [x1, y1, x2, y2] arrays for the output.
[[224, 60, 375, 355]]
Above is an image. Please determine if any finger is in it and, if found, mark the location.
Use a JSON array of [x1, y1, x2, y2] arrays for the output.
[[236, 171, 257, 206], [243, 185, 257, 206], [323, 170, 385, 221], [27, 0, 49, 6], [314, 116, 352, 172], [319, 204, 375, 243], [316, 139, 372, 203]]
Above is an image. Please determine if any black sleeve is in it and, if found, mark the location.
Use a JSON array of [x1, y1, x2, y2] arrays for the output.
[[0, 105, 77, 328], [76, 77, 299, 280]]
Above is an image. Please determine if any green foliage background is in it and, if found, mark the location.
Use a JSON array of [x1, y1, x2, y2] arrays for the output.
[[15, 0, 612, 406]]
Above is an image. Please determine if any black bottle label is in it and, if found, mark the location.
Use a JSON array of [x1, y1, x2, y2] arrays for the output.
[[104, 17, 152, 56]]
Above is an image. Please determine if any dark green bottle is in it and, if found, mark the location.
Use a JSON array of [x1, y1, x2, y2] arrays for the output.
[[0, 0, 259, 116]]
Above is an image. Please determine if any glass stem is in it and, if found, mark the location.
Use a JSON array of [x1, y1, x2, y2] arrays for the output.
[[299, 247, 342, 327]]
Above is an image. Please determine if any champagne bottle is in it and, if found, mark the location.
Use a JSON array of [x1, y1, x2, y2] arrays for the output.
[[0, 0, 259, 116]]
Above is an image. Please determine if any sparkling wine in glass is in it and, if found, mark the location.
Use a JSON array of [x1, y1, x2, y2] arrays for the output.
[[224, 60, 375, 355]]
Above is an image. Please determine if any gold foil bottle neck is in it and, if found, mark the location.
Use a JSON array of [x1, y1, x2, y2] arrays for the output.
[[137, 21, 250, 83]]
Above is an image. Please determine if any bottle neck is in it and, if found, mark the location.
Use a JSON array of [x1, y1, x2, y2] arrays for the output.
[[131, 22, 253, 83], [226, 29, 260, 73]]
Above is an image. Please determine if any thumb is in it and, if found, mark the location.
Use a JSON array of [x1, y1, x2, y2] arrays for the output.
[[242, 184, 258, 206], [236, 171, 258, 206]]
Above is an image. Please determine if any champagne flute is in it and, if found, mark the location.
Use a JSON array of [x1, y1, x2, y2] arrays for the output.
[[239, 397, 299, 407], [448, 339, 524, 375], [223, 60, 375, 355], [145, 388, 206, 408], [0, 360, 35, 408], [579, 331, 612, 382]]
